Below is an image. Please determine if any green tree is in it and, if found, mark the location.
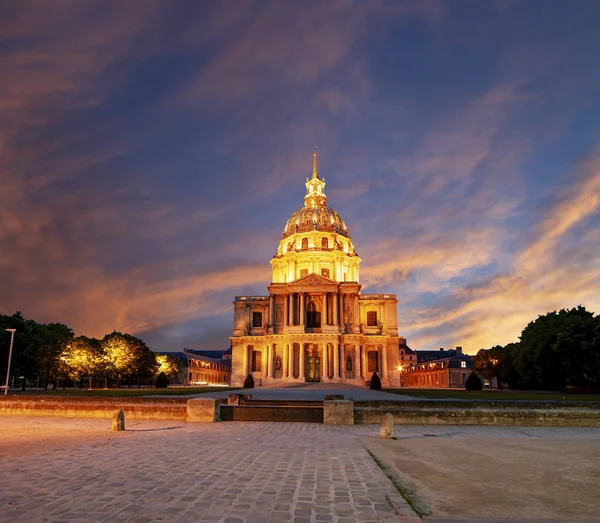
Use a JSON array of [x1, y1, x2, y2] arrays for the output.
[[101, 332, 157, 387], [40, 323, 74, 389], [155, 353, 182, 380], [515, 306, 598, 390], [59, 336, 104, 385]]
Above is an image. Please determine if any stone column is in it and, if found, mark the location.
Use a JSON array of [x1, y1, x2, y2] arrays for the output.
[[355, 344, 361, 379], [269, 296, 275, 327], [299, 344, 305, 380], [267, 345, 273, 378], [322, 293, 327, 325], [322, 344, 329, 380], [361, 346, 367, 379], [283, 343, 289, 378], [354, 295, 359, 330], [262, 348, 268, 377], [333, 293, 339, 325], [289, 344, 295, 378], [242, 344, 248, 377], [300, 293, 305, 326], [334, 344, 340, 379], [381, 344, 388, 379], [284, 294, 288, 327], [289, 294, 294, 325]]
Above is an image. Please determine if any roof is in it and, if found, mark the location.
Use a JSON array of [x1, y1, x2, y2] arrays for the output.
[[417, 349, 465, 362], [185, 349, 226, 358], [400, 341, 415, 354]]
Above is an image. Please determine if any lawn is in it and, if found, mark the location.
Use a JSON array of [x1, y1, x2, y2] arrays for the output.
[[9, 386, 240, 397], [386, 388, 600, 402]]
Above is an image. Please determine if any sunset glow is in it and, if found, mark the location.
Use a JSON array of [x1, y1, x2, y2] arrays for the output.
[[1, 2, 599, 353]]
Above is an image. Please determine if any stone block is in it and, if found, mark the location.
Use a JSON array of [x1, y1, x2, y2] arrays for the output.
[[186, 398, 220, 422], [379, 413, 393, 438], [323, 400, 354, 425]]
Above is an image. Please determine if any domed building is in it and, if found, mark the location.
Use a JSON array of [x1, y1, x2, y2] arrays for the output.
[[230, 153, 404, 387]]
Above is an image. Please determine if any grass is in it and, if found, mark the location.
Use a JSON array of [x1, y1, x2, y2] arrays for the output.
[[8, 386, 240, 397], [386, 388, 600, 402]]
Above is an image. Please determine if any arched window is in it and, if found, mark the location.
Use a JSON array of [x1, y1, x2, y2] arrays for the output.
[[301, 237, 309, 250], [321, 237, 328, 249]]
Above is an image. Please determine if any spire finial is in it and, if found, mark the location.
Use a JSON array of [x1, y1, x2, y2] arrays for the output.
[[312, 150, 318, 179]]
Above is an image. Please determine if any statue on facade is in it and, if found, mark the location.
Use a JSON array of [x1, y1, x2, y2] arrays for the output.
[[344, 304, 353, 324]]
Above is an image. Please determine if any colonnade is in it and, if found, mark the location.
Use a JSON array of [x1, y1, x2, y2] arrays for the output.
[[240, 342, 389, 381], [270, 291, 362, 327]]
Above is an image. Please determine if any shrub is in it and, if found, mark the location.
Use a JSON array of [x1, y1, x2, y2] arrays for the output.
[[155, 372, 169, 388], [369, 372, 382, 390], [465, 372, 483, 390], [243, 374, 255, 389]]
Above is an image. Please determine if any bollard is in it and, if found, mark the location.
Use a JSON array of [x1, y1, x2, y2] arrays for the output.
[[379, 413, 394, 438], [112, 409, 125, 431]]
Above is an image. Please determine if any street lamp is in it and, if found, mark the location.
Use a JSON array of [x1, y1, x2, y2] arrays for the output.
[[397, 364, 403, 388], [4, 328, 16, 396]]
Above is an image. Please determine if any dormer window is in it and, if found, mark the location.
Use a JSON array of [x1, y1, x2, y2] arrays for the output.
[[321, 237, 328, 249], [301, 237, 309, 250]]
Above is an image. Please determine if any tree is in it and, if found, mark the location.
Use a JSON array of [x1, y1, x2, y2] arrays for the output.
[[59, 336, 104, 384], [465, 372, 483, 390], [155, 372, 169, 388], [515, 306, 598, 390], [243, 374, 254, 388], [155, 354, 181, 380], [369, 372, 382, 390], [101, 332, 157, 386], [473, 349, 495, 386], [40, 323, 74, 389]]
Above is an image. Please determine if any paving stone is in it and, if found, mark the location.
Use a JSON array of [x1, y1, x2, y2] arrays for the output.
[[5, 416, 596, 523]]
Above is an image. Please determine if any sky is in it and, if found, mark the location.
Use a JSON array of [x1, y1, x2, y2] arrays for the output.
[[1, 0, 600, 354]]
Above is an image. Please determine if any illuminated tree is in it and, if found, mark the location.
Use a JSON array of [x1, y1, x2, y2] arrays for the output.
[[101, 332, 157, 386], [59, 336, 104, 382], [155, 354, 181, 379]]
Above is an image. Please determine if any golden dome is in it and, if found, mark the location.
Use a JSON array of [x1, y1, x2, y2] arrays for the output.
[[281, 152, 349, 239]]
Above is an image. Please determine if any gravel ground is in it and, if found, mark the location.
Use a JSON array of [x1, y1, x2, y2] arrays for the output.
[[362, 432, 600, 521]]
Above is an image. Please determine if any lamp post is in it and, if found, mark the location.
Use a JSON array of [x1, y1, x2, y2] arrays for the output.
[[397, 364, 403, 388], [4, 328, 16, 396]]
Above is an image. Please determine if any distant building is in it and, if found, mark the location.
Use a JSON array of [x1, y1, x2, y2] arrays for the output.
[[399, 342, 417, 369], [401, 347, 473, 388], [159, 349, 231, 385]]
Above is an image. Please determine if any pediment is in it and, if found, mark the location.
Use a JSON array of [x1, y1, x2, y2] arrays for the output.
[[287, 272, 339, 290]]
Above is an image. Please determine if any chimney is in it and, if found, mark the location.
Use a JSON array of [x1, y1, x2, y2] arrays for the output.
[[456, 346, 463, 354], [439, 348, 444, 351]]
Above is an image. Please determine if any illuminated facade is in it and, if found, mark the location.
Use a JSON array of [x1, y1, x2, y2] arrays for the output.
[[230, 153, 404, 387]]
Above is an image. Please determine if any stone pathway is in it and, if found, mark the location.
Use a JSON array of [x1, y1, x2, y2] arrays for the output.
[[2, 417, 599, 523], [0, 417, 419, 523]]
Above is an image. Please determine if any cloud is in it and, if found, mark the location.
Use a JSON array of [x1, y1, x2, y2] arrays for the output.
[[394, 151, 600, 352]]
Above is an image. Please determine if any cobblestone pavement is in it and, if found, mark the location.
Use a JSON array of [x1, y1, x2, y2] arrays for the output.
[[1, 417, 599, 523]]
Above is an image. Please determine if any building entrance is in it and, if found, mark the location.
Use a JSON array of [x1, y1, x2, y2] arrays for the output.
[[306, 356, 321, 382]]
